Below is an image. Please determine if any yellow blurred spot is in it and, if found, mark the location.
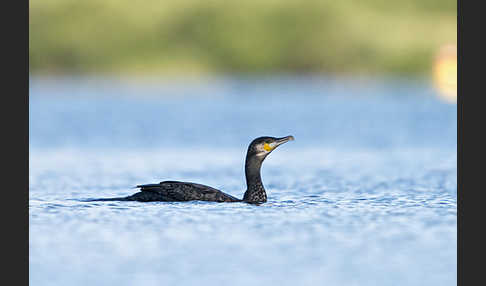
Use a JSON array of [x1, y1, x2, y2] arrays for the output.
[[433, 44, 457, 103], [263, 143, 273, 151]]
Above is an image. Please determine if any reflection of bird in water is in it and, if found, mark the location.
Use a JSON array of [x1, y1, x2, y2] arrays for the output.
[[93, 136, 294, 204]]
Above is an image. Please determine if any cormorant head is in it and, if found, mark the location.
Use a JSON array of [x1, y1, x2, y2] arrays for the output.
[[246, 135, 295, 160]]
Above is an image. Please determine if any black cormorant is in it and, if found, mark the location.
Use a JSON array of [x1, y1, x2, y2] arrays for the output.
[[94, 135, 294, 204]]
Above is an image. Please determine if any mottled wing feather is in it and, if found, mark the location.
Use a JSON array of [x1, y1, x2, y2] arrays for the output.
[[134, 181, 241, 202], [136, 184, 164, 188]]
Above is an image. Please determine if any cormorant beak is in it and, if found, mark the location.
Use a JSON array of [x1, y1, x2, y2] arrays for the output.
[[272, 135, 295, 148]]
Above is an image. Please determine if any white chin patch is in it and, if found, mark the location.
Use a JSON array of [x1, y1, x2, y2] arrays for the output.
[[256, 151, 268, 157], [255, 144, 272, 157]]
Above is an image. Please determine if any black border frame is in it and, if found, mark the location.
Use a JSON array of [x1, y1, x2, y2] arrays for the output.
[[4, 0, 29, 285]]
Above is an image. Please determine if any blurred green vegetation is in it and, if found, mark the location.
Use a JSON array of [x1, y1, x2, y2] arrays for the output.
[[29, 0, 456, 76]]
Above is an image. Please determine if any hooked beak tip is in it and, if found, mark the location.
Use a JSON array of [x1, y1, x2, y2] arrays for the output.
[[275, 135, 295, 146]]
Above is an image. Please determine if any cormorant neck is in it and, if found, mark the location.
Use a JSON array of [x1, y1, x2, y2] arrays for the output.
[[243, 154, 267, 203]]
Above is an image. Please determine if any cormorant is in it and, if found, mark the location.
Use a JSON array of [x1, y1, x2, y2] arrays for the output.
[[94, 135, 294, 204]]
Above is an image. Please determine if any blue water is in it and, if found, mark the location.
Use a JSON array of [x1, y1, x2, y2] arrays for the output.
[[29, 76, 457, 286]]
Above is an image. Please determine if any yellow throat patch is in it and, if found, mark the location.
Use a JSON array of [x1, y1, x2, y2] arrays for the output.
[[263, 143, 273, 151]]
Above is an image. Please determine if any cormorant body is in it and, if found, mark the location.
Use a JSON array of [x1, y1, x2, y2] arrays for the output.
[[126, 181, 242, 202], [94, 135, 294, 204]]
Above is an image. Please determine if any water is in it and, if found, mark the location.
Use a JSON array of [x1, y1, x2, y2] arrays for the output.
[[29, 76, 457, 286]]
